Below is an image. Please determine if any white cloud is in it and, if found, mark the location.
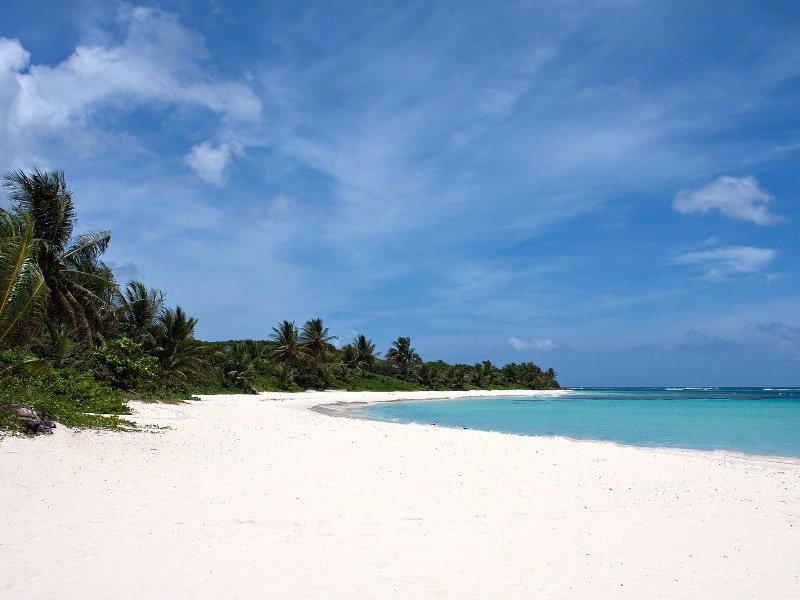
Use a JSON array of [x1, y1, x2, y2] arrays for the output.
[[0, 7, 260, 165], [674, 245, 776, 279], [507, 336, 565, 351], [184, 140, 243, 186], [673, 175, 783, 225], [0, 37, 29, 71], [507, 337, 527, 350]]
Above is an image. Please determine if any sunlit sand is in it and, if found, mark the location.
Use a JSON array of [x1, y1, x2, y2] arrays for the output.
[[2, 391, 798, 599]]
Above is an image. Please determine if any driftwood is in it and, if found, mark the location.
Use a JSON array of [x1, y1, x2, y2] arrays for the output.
[[15, 407, 56, 435]]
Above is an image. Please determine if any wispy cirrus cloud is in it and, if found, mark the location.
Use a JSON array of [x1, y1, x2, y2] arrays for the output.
[[674, 245, 776, 279], [672, 175, 784, 225]]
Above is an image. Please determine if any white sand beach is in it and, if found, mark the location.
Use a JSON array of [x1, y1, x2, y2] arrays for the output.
[[2, 391, 799, 599]]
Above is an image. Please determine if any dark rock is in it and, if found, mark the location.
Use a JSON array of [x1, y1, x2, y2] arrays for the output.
[[15, 407, 55, 435]]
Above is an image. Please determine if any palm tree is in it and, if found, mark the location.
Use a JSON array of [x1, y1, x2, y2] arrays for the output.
[[268, 320, 301, 367], [354, 334, 378, 369], [471, 360, 497, 388], [153, 306, 205, 380], [299, 317, 337, 369], [386, 336, 421, 377], [416, 362, 441, 390], [119, 280, 165, 351], [339, 334, 378, 379], [542, 367, 560, 389], [501, 362, 519, 384], [340, 343, 360, 369], [220, 341, 257, 393], [445, 364, 468, 389], [3, 169, 116, 345], [35, 320, 78, 368], [341, 334, 378, 372], [0, 211, 47, 344]]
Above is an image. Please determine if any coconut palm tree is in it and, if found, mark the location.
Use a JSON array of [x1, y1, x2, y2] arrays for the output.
[[153, 306, 205, 380], [119, 280, 165, 352], [386, 336, 421, 377], [0, 211, 47, 344], [354, 334, 378, 370], [220, 340, 257, 393], [542, 367, 560, 389], [299, 317, 337, 369], [501, 362, 520, 384], [416, 362, 442, 390], [471, 359, 498, 388], [340, 334, 377, 371], [340, 343, 360, 369], [445, 364, 468, 389], [2, 169, 116, 345], [268, 320, 302, 367]]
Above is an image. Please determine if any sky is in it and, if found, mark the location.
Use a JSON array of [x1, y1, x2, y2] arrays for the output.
[[1, 0, 799, 386]]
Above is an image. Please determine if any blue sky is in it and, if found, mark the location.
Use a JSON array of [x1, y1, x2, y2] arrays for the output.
[[1, 0, 799, 385]]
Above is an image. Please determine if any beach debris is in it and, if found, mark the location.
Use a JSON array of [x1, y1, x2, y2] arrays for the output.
[[141, 423, 172, 431], [15, 406, 56, 435]]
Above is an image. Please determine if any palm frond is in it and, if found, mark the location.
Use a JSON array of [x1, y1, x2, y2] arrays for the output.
[[0, 211, 48, 343], [3, 168, 75, 252], [62, 230, 111, 264]]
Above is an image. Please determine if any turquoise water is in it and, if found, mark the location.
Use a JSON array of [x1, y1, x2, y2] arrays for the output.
[[354, 388, 800, 458]]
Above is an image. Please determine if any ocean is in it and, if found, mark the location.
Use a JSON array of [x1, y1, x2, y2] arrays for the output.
[[353, 387, 800, 458]]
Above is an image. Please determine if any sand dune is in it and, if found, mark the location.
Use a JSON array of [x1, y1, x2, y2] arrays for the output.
[[2, 391, 799, 599]]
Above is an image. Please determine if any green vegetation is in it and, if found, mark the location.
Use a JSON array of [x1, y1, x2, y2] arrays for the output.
[[0, 348, 131, 430], [0, 168, 560, 434]]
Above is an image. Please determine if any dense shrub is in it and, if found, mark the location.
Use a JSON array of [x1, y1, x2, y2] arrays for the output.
[[0, 368, 130, 430], [89, 337, 159, 391]]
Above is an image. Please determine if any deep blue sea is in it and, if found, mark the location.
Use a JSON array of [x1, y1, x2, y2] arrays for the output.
[[354, 388, 800, 458]]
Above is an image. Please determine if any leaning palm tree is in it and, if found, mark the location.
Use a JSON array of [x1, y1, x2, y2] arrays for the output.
[[299, 317, 337, 369], [0, 211, 47, 344], [268, 320, 301, 368], [2, 168, 116, 345], [386, 336, 421, 377]]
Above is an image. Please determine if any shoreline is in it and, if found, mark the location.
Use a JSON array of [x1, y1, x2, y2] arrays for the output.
[[304, 388, 565, 416], [301, 389, 800, 466], [2, 391, 799, 598]]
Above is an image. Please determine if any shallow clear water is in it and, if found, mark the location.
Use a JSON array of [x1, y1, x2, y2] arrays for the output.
[[354, 388, 800, 458]]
